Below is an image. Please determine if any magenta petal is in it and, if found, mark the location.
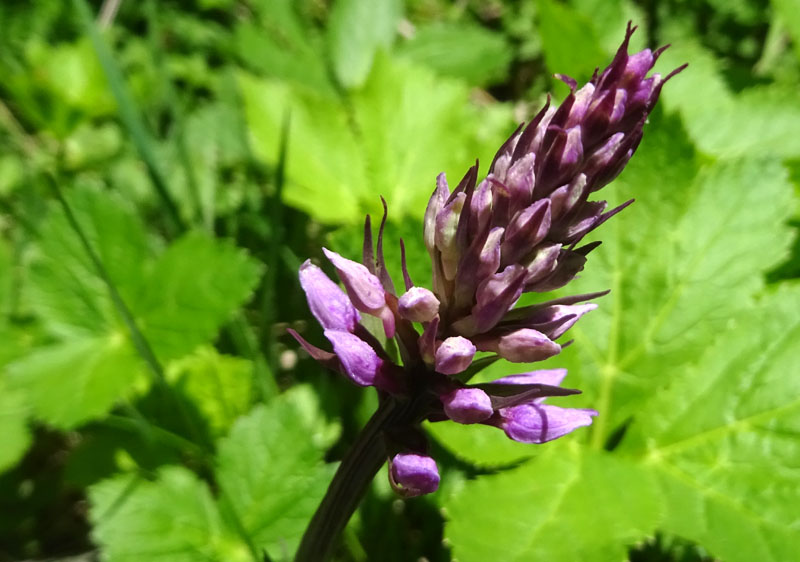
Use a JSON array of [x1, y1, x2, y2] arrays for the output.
[[500, 403, 597, 443], [441, 388, 493, 424], [390, 453, 440, 497], [324, 330, 382, 387], [323, 248, 387, 313], [491, 369, 568, 388], [435, 336, 477, 375], [299, 260, 360, 332]]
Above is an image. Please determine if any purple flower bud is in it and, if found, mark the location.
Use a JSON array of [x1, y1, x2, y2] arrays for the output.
[[435, 192, 467, 280], [504, 153, 536, 207], [324, 329, 382, 387], [390, 453, 440, 497], [477, 328, 561, 363], [501, 200, 551, 266], [424, 173, 450, 255], [515, 303, 597, 340], [398, 287, 440, 323], [435, 336, 476, 375], [440, 388, 493, 424], [298, 261, 360, 332], [491, 369, 568, 390], [323, 248, 395, 338], [471, 265, 527, 333], [549, 174, 588, 221], [524, 243, 561, 286], [498, 403, 597, 443]]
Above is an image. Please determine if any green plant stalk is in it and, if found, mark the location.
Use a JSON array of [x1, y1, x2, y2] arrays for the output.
[[294, 395, 427, 562], [259, 109, 291, 374], [73, 0, 185, 235]]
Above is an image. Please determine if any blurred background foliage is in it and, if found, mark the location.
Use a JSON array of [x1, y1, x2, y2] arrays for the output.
[[1, 0, 799, 561]]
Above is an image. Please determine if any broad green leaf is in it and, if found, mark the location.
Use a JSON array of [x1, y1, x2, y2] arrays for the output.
[[444, 443, 662, 561], [24, 189, 261, 427], [570, 0, 647, 55], [28, 186, 152, 340], [773, 0, 800, 60], [327, 0, 402, 88], [619, 286, 800, 562], [167, 347, 254, 436], [239, 55, 512, 224], [90, 468, 250, 562], [238, 72, 367, 222], [0, 381, 31, 473], [657, 40, 800, 159], [352, 53, 511, 219], [136, 232, 262, 361], [7, 335, 144, 429], [557, 120, 793, 437], [536, 0, 605, 83], [216, 396, 337, 558], [89, 390, 336, 560], [234, 0, 334, 95], [396, 23, 512, 85]]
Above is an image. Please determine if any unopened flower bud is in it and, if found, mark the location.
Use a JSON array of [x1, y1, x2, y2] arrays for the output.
[[390, 453, 440, 497], [440, 388, 493, 424], [398, 287, 440, 323], [477, 328, 561, 363], [435, 336, 477, 375]]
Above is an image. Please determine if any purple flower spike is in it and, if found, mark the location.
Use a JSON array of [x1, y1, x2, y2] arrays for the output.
[[498, 404, 598, 443], [324, 330, 382, 387], [398, 287, 440, 323], [435, 336, 476, 375], [390, 453, 440, 497], [441, 388, 494, 424], [299, 261, 360, 332], [292, 25, 682, 497]]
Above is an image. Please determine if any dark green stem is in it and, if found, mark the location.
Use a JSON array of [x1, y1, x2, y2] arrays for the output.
[[294, 396, 423, 562]]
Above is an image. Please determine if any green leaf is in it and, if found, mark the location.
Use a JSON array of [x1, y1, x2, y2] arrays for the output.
[[167, 347, 254, 436], [234, 0, 334, 95], [396, 23, 512, 86], [136, 232, 262, 361], [0, 380, 31, 473], [350, 53, 512, 220], [327, 0, 402, 88], [24, 189, 261, 427], [559, 116, 793, 437], [619, 286, 800, 562], [239, 54, 513, 224], [536, 0, 605, 83], [28, 186, 152, 340], [444, 443, 662, 561], [216, 395, 337, 559], [90, 468, 251, 562], [7, 336, 144, 429], [657, 40, 800, 159], [89, 389, 336, 560]]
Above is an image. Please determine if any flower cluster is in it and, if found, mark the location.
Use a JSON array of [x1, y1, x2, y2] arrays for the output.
[[291, 25, 684, 497]]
